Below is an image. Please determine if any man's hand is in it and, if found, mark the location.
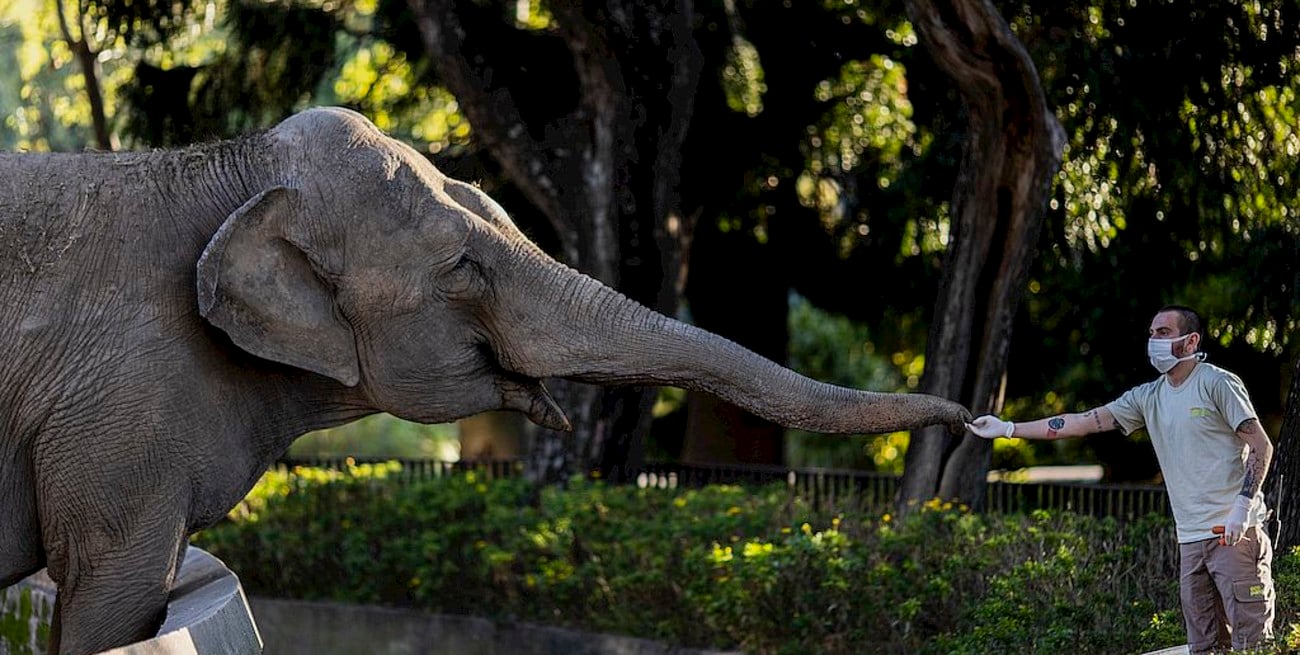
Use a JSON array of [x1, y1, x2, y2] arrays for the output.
[[967, 415, 1014, 439], [1223, 495, 1253, 546]]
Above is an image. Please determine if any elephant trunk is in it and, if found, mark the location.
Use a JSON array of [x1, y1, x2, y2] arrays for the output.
[[499, 268, 969, 435]]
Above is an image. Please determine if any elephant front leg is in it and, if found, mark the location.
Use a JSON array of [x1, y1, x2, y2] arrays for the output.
[[39, 495, 189, 655], [0, 485, 44, 588], [43, 517, 188, 655]]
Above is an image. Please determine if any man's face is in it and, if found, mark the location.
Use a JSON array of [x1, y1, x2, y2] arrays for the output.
[[1149, 311, 1198, 356]]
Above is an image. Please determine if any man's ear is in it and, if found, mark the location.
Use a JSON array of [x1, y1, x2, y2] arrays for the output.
[[196, 187, 360, 386]]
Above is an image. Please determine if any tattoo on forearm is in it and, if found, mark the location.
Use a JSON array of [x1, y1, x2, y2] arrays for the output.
[[1086, 409, 1103, 432], [1239, 419, 1268, 497], [1047, 416, 1065, 439], [1242, 452, 1265, 497]]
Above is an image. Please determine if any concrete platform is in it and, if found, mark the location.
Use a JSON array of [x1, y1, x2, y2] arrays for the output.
[[0, 546, 261, 655]]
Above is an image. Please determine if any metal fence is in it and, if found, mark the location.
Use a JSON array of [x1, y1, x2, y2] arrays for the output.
[[274, 456, 1172, 522]]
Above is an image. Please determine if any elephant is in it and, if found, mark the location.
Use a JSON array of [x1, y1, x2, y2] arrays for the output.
[[0, 106, 970, 654]]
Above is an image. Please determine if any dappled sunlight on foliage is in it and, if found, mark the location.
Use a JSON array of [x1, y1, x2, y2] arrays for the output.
[[1055, 119, 1129, 256], [0, 0, 125, 150], [324, 38, 471, 155], [1009, 0, 1300, 392], [808, 57, 917, 178], [0, 0, 475, 155], [802, 52, 939, 261], [721, 34, 764, 117], [191, 467, 1300, 654]]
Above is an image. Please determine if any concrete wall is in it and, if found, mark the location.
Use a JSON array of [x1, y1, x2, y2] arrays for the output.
[[249, 598, 744, 655]]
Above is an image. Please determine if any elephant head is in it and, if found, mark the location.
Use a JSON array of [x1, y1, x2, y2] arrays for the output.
[[196, 107, 970, 437]]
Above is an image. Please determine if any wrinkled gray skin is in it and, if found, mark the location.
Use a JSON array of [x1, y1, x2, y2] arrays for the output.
[[0, 107, 970, 654]]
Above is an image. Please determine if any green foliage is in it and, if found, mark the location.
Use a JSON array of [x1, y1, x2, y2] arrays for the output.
[[288, 413, 458, 459], [0, 587, 53, 655], [721, 34, 765, 117], [1271, 545, 1300, 650], [193, 467, 1299, 654], [0, 0, 125, 151], [787, 292, 903, 393], [1004, 0, 1300, 434], [785, 293, 1038, 472], [785, 292, 913, 471], [319, 38, 470, 155]]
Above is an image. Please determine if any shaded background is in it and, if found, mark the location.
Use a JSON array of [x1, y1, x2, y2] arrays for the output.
[[1, 0, 1296, 496]]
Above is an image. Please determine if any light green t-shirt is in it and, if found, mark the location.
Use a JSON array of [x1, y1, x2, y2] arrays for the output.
[[1105, 362, 1265, 544]]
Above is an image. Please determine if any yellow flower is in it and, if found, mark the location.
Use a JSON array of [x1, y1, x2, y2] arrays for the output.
[[712, 543, 734, 563]]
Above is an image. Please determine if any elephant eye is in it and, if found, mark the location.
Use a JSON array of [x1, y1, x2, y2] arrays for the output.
[[438, 255, 482, 298]]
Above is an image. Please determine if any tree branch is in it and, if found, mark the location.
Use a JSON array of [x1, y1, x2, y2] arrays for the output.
[[55, 0, 115, 150], [405, 0, 571, 259]]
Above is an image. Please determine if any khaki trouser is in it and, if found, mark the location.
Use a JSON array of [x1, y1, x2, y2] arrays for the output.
[[1179, 525, 1275, 654]]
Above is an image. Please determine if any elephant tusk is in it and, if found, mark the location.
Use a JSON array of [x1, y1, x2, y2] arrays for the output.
[[502, 379, 571, 431]]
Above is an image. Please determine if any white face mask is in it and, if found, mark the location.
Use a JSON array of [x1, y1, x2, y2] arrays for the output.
[[1147, 334, 1199, 374]]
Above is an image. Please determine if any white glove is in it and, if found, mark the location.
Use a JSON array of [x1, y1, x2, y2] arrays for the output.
[[967, 415, 1014, 439], [1222, 495, 1253, 546]]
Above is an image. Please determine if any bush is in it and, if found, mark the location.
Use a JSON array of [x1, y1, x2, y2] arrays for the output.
[[193, 464, 1300, 655]]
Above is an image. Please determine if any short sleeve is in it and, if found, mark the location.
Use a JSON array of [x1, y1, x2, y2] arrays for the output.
[[1211, 371, 1258, 433], [1105, 386, 1147, 436]]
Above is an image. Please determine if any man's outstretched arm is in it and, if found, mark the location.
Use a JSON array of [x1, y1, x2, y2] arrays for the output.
[[968, 406, 1122, 440]]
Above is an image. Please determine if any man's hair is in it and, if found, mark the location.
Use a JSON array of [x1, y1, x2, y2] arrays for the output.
[[1159, 304, 1203, 336]]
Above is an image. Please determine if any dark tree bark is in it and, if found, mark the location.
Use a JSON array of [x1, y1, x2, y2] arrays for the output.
[[405, 0, 703, 483], [896, 0, 1065, 511], [1264, 355, 1300, 552]]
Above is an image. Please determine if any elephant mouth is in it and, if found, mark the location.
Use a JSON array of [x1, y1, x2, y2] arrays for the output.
[[497, 372, 571, 431]]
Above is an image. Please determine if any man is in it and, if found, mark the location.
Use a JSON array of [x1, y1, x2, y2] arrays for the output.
[[968, 305, 1275, 654]]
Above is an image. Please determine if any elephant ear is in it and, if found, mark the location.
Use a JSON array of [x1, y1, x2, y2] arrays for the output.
[[197, 187, 361, 386]]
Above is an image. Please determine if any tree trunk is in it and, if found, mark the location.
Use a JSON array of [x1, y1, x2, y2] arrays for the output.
[[55, 0, 115, 151], [1264, 354, 1300, 552], [896, 0, 1065, 512], [407, 0, 702, 483]]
